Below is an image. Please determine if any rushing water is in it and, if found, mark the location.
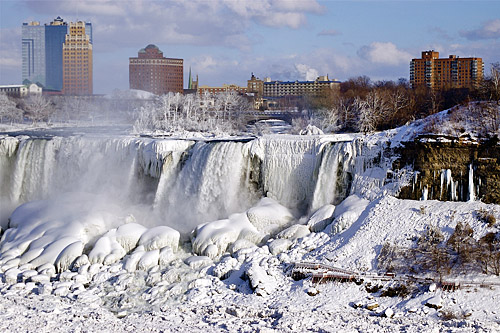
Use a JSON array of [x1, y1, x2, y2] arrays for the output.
[[0, 132, 378, 234]]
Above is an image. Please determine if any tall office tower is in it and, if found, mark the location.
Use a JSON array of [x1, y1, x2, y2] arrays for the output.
[[410, 50, 484, 90], [44, 16, 67, 91], [62, 21, 93, 95], [22, 21, 46, 86], [129, 44, 184, 95]]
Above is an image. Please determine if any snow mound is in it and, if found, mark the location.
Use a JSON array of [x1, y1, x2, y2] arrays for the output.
[[139, 226, 180, 252], [325, 195, 369, 235], [0, 193, 126, 270], [307, 204, 335, 232], [0, 192, 181, 273], [192, 198, 295, 258], [192, 212, 258, 258], [247, 197, 294, 234]]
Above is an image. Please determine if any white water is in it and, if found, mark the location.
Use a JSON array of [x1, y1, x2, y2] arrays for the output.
[[1, 133, 409, 236], [1, 135, 378, 232]]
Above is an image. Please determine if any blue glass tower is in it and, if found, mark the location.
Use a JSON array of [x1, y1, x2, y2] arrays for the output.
[[22, 22, 45, 86], [44, 17, 67, 91]]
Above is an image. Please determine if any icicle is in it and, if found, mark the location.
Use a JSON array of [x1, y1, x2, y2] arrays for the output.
[[467, 163, 475, 201], [421, 186, 428, 201], [440, 170, 444, 200]]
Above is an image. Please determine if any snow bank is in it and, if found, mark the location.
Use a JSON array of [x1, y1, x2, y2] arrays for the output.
[[247, 197, 294, 234], [192, 197, 294, 258], [314, 195, 499, 271], [307, 204, 335, 232], [0, 192, 181, 273], [325, 194, 369, 235]]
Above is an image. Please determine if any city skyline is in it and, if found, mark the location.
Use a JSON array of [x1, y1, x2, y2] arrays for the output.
[[1, 0, 499, 94]]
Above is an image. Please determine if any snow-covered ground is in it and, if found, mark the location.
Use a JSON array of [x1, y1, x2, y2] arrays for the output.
[[0, 104, 499, 331], [0, 196, 499, 332]]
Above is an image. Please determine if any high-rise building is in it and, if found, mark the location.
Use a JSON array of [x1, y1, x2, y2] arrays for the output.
[[410, 50, 484, 90], [22, 17, 82, 92], [129, 44, 183, 95], [22, 21, 46, 86], [62, 21, 93, 95], [44, 17, 67, 91]]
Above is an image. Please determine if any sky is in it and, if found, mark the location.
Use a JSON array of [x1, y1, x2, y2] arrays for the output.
[[0, 0, 499, 94]]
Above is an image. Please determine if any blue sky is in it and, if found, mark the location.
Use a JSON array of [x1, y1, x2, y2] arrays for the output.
[[1, 0, 499, 94]]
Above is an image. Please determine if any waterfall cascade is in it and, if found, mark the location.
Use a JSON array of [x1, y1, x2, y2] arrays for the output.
[[0, 134, 391, 232]]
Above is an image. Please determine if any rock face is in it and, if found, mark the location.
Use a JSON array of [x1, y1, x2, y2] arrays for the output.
[[395, 136, 500, 204]]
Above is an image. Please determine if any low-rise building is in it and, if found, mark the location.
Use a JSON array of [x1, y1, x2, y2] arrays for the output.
[[198, 84, 247, 95], [0, 83, 42, 97], [262, 75, 340, 98]]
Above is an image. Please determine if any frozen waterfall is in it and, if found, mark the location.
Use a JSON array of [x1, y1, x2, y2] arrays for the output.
[[0, 134, 387, 233]]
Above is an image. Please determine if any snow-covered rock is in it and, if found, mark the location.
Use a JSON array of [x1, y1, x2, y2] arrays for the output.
[[55, 241, 84, 272], [307, 204, 335, 232], [247, 197, 294, 234], [277, 224, 310, 241], [246, 262, 276, 296], [192, 212, 258, 257], [268, 239, 292, 255], [425, 295, 442, 309], [184, 256, 212, 270], [137, 250, 160, 271], [139, 226, 180, 252], [325, 195, 369, 235]]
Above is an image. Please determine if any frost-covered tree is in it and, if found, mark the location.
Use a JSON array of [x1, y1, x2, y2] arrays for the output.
[[0, 92, 23, 123], [132, 91, 249, 135], [354, 97, 376, 134], [490, 63, 500, 104], [24, 94, 53, 123]]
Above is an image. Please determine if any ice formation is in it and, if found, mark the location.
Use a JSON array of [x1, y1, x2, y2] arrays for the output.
[[0, 132, 400, 274]]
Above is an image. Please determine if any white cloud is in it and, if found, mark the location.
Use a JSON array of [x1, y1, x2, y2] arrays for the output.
[[222, 0, 324, 28], [0, 28, 21, 68], [357, 42, 412, 66], [22, 0, 324, 52], [295, 64, 319, 81], [460, 19, 500, 40]]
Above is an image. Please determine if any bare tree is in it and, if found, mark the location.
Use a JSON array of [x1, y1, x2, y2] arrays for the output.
[[0, 92, 23, 123], [354, 96, 376, 133], [490, 62, 500, 104], [24, 94, 53, 124]]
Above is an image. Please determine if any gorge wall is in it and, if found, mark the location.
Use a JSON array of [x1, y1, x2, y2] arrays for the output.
[[395, 136, 500, 204]]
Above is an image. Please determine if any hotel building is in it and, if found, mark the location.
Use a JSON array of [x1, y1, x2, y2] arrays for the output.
[[129, 44, 183, 95], [62, 21, 93, 95]]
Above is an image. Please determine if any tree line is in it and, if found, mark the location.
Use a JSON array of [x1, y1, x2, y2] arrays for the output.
[[307, 62, 500, 133], [1, 63, 498, 134]]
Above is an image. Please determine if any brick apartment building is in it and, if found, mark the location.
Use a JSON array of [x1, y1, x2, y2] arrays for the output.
[[410, 50, 483, 90]]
